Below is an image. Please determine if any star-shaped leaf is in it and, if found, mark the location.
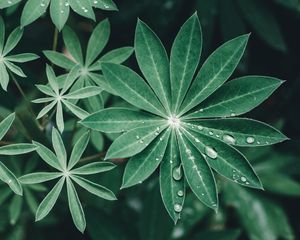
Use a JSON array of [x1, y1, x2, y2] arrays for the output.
[[32, 65, 102, 133], [0, 0, 119, 30], [0, 16, 39, 91], [43, 19, 134, 112], [19, 128, 117, 232], [81, 13, 288, 223]]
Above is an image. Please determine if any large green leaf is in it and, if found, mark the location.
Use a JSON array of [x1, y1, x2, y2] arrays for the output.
[[66, 178, 86, 233], [184, 118, 288, 147], [19, 172, 62, 184], [81, 108, 164, 133], [62, 26, 83, 64], [43, 51, 75, 70], [0, 143, 37, 155], [182, 128, 262, 189], [3, 27, 23, 56], [186, 76, 283, 119], [21, 0, 50, 27], [105, 124, 167, 159], [122, 128, 170, 188], [135, 20, 171, 113], [160, 131, 185, 223], [50, 0, 70, 31], [177, 131, 218, 209], [170, 13, 202, 113], [179, 34, 249, 115], [101, 63, 166, 117], [35, 177, 65, 221]]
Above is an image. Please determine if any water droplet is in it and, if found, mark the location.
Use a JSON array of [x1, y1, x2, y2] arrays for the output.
[[155, 157, 160, 161], [7, 179, 12, 184], [136, 135, 140, 139], [174, 204, 182, 212], [197, 125, 204, 131], [222, 134, 236, 144], [195, 138, 200, 143], [172, 165, 183, 181], [209, 131, 213, 136], [204, 146, 218, 159], [246, 137, 255, 144], [241, 176, 247, 182], [230, 112, 236, 117], [177, 190, 184, 197]]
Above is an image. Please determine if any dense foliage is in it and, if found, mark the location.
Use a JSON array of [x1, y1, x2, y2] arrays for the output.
[[0, 0, 299, 239]]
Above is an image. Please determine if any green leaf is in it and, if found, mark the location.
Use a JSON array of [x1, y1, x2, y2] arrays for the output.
[[182, 128, 263, 189], [122, 128, 170, 188], [56, 101, 64, 133], [35, 84, 56, 97], [105, 124, 167, 159], [5, 61, 26, 77], [0, 62, 9, 90], [0, 113, 15, 140], [0, 16, 4, 51], [160, 131, 185, 223], [86, 19, 110, 66], [19, 172, 62, 184], [101, 63, 166, 117], [184, 118, 288, 147], [81, 107, 164, 133], [170, 13, 202, 113], [52, 128, 67, 169], [91, 0, 118, 11], [9, 195, 23, 225], [72, 175, 117, 201], [62, 26, 83, 64], [62, 100, 89, 119], [0, 162, 22, 195], [3, 27, 23, 56], [33, 141, 63, 171], [71, 162, 116, 175], [64, 86, 102, 99], [135, 20, 171, 113], [61, 65, 81, 94], [50, 0, 70, 31], [0, 0, 22, 9], [68, 131, 90, 170], [0, 143, 37, 155], [43, 50, 75, 70], [98, 46, 133, 64], [177, 131, 218, 209], [69, 0, 95, 21], [186, 76, 283, 119], [179, 34, 249, 115], [5, 53, 39, 63], [66, 178, 86, 233], [36, 100, 57, 119], [36, 177, 65, 221], [237, 0, 287, 51], [21, 0, 50, 27], [46, 64, 59, 94]]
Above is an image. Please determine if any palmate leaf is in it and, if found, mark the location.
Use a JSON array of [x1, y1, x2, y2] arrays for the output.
[[18, 0, 118, 29], [82, 13, 287, 223], [22, 128, 116, 232]]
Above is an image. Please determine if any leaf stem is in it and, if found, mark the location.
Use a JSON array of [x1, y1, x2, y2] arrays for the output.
[[79, 152, 106, 163]]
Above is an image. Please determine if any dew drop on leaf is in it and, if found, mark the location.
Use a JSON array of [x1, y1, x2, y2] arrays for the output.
[[204, 146, 218, 159], [246, 136, 255, 144], [172, 165, 183, 181], [222, 134, 236, 144], [177, 190, 184, 197], [197, 125, 204, 131], [174, 204, 183, 212]]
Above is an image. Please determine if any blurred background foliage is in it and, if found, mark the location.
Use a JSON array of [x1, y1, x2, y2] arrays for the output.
[[0, 0, 300, 239]]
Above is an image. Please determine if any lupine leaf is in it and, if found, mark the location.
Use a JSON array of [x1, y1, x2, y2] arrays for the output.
[[72, 175, 117, 201], [184, 118, 288, 147], [62, 26, 83, 64], [19, 172, 62, 184], [3, 27, 23, 56], [0, 62, 9, 90], [64, 87, 102, 99], [9, 195, 23, 225], [0, 113, 15, 140], [135, 20, 171, 113], [186, 76, 283, 119], [5, 53, 39, 62], [179, 34, 249, 115], [91, 0, 118, 11], [21, 0, 50, 28], [36, 177, 65, 221], [71, 162, 116, 175], [122, 128, 170, 188], [52, 128, 67, 169], [50, 0, 70, 31], [0, 143, 37, 155], [68, 0, 95, 21], [105, 124, 167, 159], [86, 19, 110, 66], [81, 108, 164, 133], [0, 162, 23, 195], [177, 131, 218, 209], [43, 50, 75, 70], [170, 13, 202, 113], [0, 0, 22, 9], [160, 131, 185, 223], [66, 178, 86, 233], [62, 100, 89, 119], [101, 63, 166, 117]]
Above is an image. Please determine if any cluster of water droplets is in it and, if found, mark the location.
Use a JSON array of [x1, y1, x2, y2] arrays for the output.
[[171, 165, 184, 213], [232, 169, 250, 185]]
